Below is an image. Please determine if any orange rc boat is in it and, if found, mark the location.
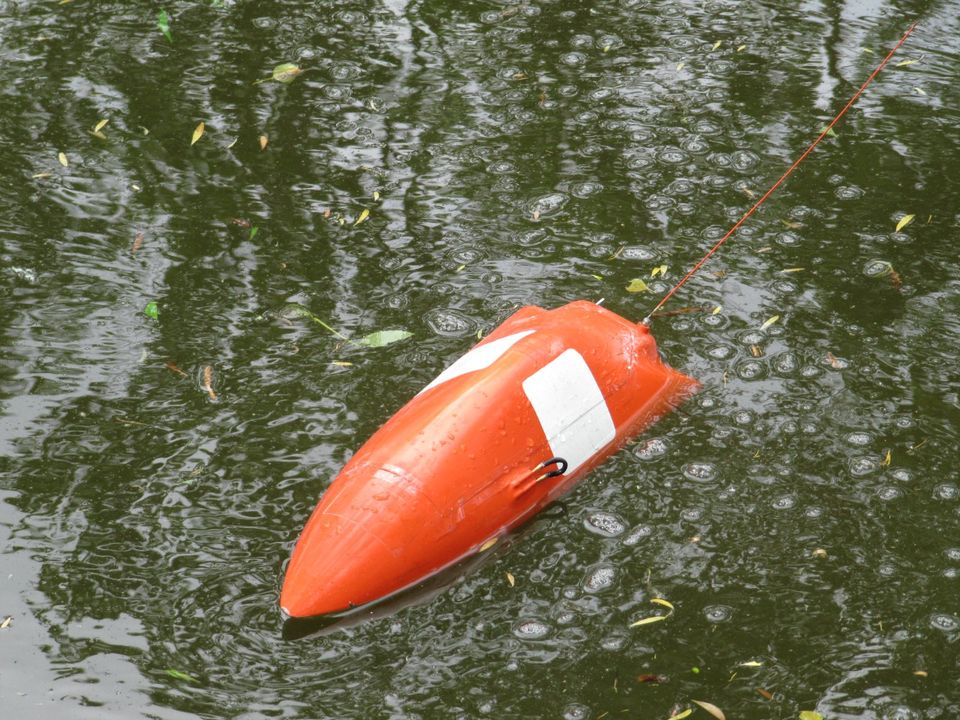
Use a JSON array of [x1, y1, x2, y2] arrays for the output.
[[280, 301, 697, 618], [279, 23, 918, 620]]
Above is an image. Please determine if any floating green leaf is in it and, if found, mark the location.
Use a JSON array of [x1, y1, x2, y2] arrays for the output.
[[356, 330, 413, 348], [157, 10, 172, 43], [272, 63, 303, 83], [278, 303, 350, 341], [820, 125, 837, 138], [144, 301, 159, 320], [668, 710, 692, 720], [165, 669, 198, 683], [626, 278, 649, 293], [249, 226, 259, 240]]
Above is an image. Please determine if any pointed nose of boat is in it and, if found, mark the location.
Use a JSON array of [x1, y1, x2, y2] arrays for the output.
[[280, 511, 397, 618]]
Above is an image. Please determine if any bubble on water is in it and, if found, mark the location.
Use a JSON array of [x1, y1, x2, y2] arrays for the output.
[[942, 568, 958, 578], [733, 410, 754, 426], [572, 182, 603, 198], [771, 279, 799, 294], [699, 396, 717, 410], [563, 703, 591, 720], [681, 507, 704, 521], [801, 422, 819, 435], [583, 565, 616, 593], [770, 352, 798, 375], [634, 437, 668, 461], [584, 511, 627, 537], [424, 308, 475, 336], [554, 609, 576, 625], [878, 563, 896, 576], [530, 192, 569, 216], [946, 548, 960, 561], [619, 245, 657, 261], [683, 462, 717, 482], [488, 160, 515, 174], [600, 633, 627, 651], [576, 110, 599, 124], [738, 330, 765, 345], [644, 194, 674, 211], [883, 706, 922, 720], [707, 152, 732, 168], [934, 483, 958, 500], [657, 147, 689, 165], [330, 62, 362, 81], [448, 247, 485, 264], [515, 229, 547, 246], [893, 415, 915, 429], [731, 150, 760, 171], [835, 185, 864, 200], [805, 506, 823, 518], [623, 525, 653, 546], [702, 313, 728, 329], [514, 619, 552, 639], [324, 85, 352, 100], [561, 51, 587, 66], [706, 344, 735, 360], [777, 231, 801, 247], [846, 431, 873, 446], [863, 259, 893, 277], [736, 360, 766, 380], [877, 486, 901, 501], [695, 120, 722, 135], [704, 605, 732, 623], [558, 84, 579, 97], [384, 293, 408, 309], [929, 613, 959, 632], [800, 364, 824, 378], [884, 466, 910, 483], [771, 494, 796, 510], [848, 456, 880, 477], [681, 136, 710, 154], [589, 86, 615, 101]]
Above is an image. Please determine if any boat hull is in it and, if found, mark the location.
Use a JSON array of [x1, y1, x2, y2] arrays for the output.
[[280, 301, 697, 618]]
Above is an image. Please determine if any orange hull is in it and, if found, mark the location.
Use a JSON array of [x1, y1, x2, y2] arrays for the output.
[[280, 301, 698, 618]]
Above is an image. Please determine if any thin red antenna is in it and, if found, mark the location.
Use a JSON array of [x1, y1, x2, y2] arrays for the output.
[[643, 20, 918, 325]]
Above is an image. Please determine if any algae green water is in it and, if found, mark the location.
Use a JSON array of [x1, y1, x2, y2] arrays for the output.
[[2, 1, 959, 718]]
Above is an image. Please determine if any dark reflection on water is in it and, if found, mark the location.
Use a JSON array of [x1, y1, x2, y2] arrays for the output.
[[2, 0, 960, 717]]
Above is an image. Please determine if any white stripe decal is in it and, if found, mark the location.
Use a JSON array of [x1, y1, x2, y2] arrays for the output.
[[419, 330, 535, 395], [522, 349, 616, 474]]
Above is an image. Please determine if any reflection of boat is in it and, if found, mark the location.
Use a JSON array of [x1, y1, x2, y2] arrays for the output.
[[279, 301, 698, 619]]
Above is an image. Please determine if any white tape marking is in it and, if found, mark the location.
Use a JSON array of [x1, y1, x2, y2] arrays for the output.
[[419, 330, 535, 394]]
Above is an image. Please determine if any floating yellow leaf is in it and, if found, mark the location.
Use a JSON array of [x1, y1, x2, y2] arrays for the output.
[[736, 44, 746, 52], [650, 264, 667, 278], [914, 87, 926, 95], [331, 361, 353, 367], [676, 61, 685, 71], [711, 40, 721, 51], [650, 597, 674, 611], [0, 616, 11, 629], [799, 712, 823, 720], [259, 134, 268, 150], [354, 208, 370, 226], [739, 660, 763, 667], [191, 122, 205, 146], [479, 537, 498, 552], [626, 278, 649, 293], [590, 274, 603, 281], [202, 366, 216, 400], [272, 62, 303, 83], [58, 152, 68, 167], [782, 267, 804, 273], [373, 190, 380, 201], [913, 670, 928, 677], [227, 137, 238, 149], [629, 615, 667, 627], [895, 214, 915, 232], [692, 700, 726, 720], [882, 449, 892, 466], [668, 710, 692, 720], [32, 172, 52, 179], [94, 118, 109, 132], [896, 58, 917, 67], [712, 305, 722, 315], [760, 314, 780, 331], [506, 572, 515, 587]]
